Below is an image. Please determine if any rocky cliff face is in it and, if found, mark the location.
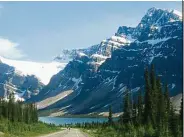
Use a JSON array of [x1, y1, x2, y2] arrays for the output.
[[0, 62, 43, 100], [33, 7, 182, 115]]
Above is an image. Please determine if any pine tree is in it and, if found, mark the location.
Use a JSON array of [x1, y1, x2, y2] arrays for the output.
[[133, 102, 137, 123], [169, 105, 180, 137], [0, 97, 2, 119], [0, 92, 38, 124], [144, 67, 152, 124], [123, 89, 132, 123], [179, 96, 183, 121], [24, 104, 30, 124], [1, 99, 8, 118], [179, 96, 183, 134], [137, 90, 143, 124], [149, 64, 157, 126], [156, 77, 165, 132], [164, 84, 170, 134], [150, 64, 157, 92], [8, 92, 15, 122], [17, 101, 23, 122], [108, 105, 113, 125]]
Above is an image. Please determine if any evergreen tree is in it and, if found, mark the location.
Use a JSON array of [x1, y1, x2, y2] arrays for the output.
[[137, 90, 143, 124], [17, 101, 23, 122], [144, 67, 152, 124], [156, 77, 165, 131], [108, 105, 113, 125], [24, 104, 29, 124], [179, 96, 183, 121], [164, 84, 170, 134], [123, 89, 132, 123], [8, 92, 15, 122], [0, 92, 38, 124], [179, 96, 183, 134], [149, 64, 157, 126], [132, 102, 137, 123], [164, 84, 170, 113], [150, 64, 157, 92], [33, 103, 38, 123], [0, 97, 2, 119], [1, 99, 8, 118], [169, 105, 180, 137]]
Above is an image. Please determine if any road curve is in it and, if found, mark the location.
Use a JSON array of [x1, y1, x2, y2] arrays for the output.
[[39, 128, 88, 137]]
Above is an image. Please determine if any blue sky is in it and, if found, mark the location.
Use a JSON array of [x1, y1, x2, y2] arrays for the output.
[[0, 1, 182, 62]]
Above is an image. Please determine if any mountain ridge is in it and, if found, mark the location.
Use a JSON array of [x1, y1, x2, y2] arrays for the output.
[[32, 7, 182, 115]]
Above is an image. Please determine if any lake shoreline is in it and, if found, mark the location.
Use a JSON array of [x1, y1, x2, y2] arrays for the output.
[[38, 110, 123, 118], [39, 117, 118, 126]]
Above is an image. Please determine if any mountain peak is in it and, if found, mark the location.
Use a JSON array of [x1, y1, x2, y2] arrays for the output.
[[146, 7, 158, 15], [141, 7, 182, 26]]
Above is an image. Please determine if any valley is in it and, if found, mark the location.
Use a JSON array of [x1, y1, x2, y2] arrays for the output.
[[0, 4, 183, 137]]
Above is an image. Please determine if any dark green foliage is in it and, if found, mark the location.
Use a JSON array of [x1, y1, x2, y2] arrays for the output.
[[150, 64, 157, 92], [0, 93, 38, 124], [156, 78, 165, 126], [149, 64, 158, 126], [122, 89, 132, 123], [137, 90, 143, 124], [0, 93, 46, 136], [144, 67, 152, 124], [169, 106, 180, 137], [179, 96, 183, 135], [179, 96, 183, 121], [164, 84, 170, 134]]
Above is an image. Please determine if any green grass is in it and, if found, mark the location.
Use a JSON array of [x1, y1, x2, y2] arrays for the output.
[[81, 124, 164, 137], [0, 119, 61, 137]]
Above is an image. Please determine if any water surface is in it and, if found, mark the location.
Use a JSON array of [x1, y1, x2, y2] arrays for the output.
[[39, 117, 109, 125]]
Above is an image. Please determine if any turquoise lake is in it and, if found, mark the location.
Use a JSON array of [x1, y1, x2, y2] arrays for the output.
[[39, 117, 115, 126]]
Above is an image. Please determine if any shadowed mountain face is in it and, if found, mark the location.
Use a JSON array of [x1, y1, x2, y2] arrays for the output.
[[30, 8, 183, 115]]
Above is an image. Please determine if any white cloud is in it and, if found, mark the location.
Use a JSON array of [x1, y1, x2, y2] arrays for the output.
[[0, 37, 25, 59]]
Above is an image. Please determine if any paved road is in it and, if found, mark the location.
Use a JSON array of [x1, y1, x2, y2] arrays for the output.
[[39, 128, 88, 137]]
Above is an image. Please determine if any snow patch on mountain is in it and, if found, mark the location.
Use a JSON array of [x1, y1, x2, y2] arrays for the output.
[[0, 56, 67, 85], [91, 54, 108, 59], [101, 35, 131, 48], [171, 9, 182, 19], [78, 52, 87, 57], [72, 76, 82, 90], [136, 37, 171, 46]]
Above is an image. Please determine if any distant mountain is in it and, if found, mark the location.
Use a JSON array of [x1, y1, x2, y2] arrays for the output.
[[0, 56, 67, 85], [0, 56, 67, 99], [32, 8, 183, 115]]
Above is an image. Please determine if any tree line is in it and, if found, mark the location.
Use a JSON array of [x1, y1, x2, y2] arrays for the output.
[[0, 92, 38, 124], [74, 64, 183, 137], [107, 64, 183, 137]]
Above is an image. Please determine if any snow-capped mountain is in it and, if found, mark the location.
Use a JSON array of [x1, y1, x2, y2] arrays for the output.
[[32, 7, 182, 115], [54, 30, 132, 63], [54, 8, 182, 62], [0, 56, 67, 85], [0, 61, 42, 100], [0, 56, 67, 100], [54, 28, 132, 71]]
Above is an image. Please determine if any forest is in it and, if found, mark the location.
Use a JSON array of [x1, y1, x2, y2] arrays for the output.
[[72, 65, 183, 137], [0, 92, 60, 137]]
